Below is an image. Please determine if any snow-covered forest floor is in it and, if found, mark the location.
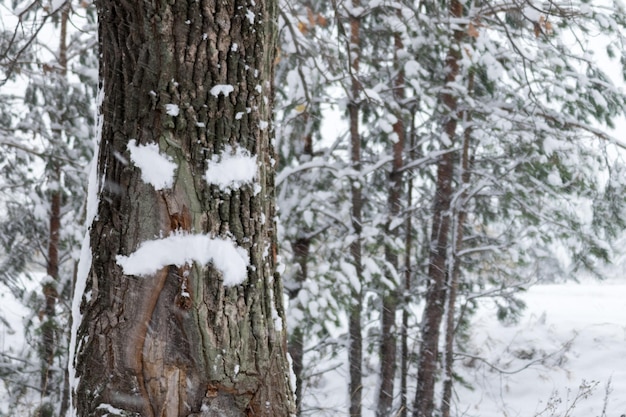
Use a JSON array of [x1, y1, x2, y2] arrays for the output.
[[1, 265, 625, 415], [302, 272, 626, 416], [454, 278, 626, 417]]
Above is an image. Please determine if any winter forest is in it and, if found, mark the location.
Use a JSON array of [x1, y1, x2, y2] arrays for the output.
[[1, 0, 626, 416]]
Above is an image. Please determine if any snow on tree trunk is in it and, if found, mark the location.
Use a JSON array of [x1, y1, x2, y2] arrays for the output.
[[71, 0, 295, 416]]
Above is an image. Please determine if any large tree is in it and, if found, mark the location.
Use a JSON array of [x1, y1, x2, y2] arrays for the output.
[[68, 0, 295, 416]]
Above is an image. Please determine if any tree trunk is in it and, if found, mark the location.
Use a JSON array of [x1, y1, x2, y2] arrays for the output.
[[288, 236, 310, 416], [285, 107, 315, 417], [413, 1, 464, 416], [376, 24, 405, 417], [71, 1, 295, 416], [400, 112, 417, 417], [41, 2, 69, 402], [42, 180, 60, 396], [440, 71, 474, 417], [347, 2, 364, 416]]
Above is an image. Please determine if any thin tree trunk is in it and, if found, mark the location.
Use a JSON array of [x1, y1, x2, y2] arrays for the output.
[[41, 2, 69, 402], [413, 1, 464, 416], [42, 180, 60, 396], [377, 24, 405, 417], [72, 1, 295, 416], [400, 112, 417, 417], [348, 2, 364, 415], [348, 113, 364, 412], [399, 190, 412, 417], [440, 72, 474, 417], [288, 236, 310, 416], [287, 109, 314, 417], [60, 262, 78, 417]]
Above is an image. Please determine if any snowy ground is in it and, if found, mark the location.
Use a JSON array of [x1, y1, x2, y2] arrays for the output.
[[0, 279, 37, 414], [455, 278, 626, 417], [1, 275, 625, 416], [303, 277, 626, 417]]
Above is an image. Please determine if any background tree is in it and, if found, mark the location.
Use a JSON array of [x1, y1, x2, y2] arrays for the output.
[[275, 0, 626, 416], [410, 0, 626, 415], [275, 3, 333, 414], [0, 0, 96, 414]]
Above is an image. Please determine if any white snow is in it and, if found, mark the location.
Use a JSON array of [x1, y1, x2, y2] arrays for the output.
[[591, 89, 608, 109], [523, 5, 542, 21], [301, 277, 626, 417], [454, 279, 626, 417], [205, 146, 258, 191], [116, 232, 249, 286], [165, 103, 180, 116], [127, 139, 177, 190], [405, 59, 422, 77], [67, 86, 105, 417], [210, 84, 235, 97], [0, 280, 38, 413], [246, 10, 255, 24], [287, 353, 298, 404], [97, 403, 126, 415]]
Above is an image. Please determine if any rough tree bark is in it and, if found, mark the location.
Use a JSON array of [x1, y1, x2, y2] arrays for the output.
[[413, 0, 464, 416], [71, 0, 295, 416]]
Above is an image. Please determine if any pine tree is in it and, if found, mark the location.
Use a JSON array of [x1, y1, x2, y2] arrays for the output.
[[409, 0, 626, 415]]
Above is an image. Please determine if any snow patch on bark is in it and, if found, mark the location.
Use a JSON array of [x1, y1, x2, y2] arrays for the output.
[[127, 139, 177, 190], [97, 404, 127, 415], [205, 145, 258, 191], [210, 84, 234, 97], [116, 233, 249, 286], [164, 103, 180, 116]]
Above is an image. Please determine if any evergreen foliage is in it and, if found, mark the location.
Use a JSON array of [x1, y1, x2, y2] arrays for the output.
[[275, 0, 626, 416], [0, 0, 96, 414]]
